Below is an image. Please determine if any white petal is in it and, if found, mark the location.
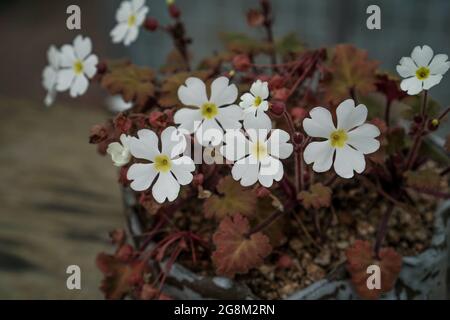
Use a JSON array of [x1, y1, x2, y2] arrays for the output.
[[124, 26, 139, 46], [195, 119, 223, 146], [411, 45, 433, 67], [250, 80, 269, 99], [423, 74, 442, 90], [267, 129, 293, 159], [347, 124, 380, 154], [43, 66, 58, 90], [336, 99, 367, 131], [400, 77, 423, 95], [111, 23, 129, 43], [56, 69, 75, 92], [428, 54, 450, 75], [396, 57, 417, 78], [59, 45, 77, 68], [152, 172, 180, 203], [84, 55, 98, 78], [129, 129, 160, 161], [231, 155, 259, 187], [303, 107, 335, 138], [258, 100, 269, 112], [127, 163, 158, 191], [174, 108, 203, 133], [70, 75, 89, 97], [116, 1, 132, 22], [243, 111, 272, 131], [44, 89, 57, 107], [259, 156, 284, 187], [220, 130, 250, 161], [178, 77, 208, 107], [171, 156, 195, 185], [73, 35, 92, 60], [161, 126, 187, 158], [47, 45, 60, 69], [209, 77, 238, 107], [334, 145, 365, 179], [132, 0, 145, 11], [239, 93, 255, 110], [136, 7, 149, 25], [303, 141, 334, 173], [216, 105, 243, 130]]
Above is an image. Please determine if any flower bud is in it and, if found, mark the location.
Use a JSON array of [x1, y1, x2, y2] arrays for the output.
[[96, 61, 108, 75], [232, 54, 251, 72], [291, 107, 307, 123], [413, 115, 423, 124], [269, 74, 285, 90], [168, 4, 181, 18], [144, 17, 159, 31], [428, 118, 439, 131], [272, 87, 290, 101], [293, 132, 304, 145], [270, 100, 285, 116], [192, 173, 204, 187]]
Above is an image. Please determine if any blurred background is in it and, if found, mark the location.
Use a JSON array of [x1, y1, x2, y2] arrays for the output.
[[0, 0, 449, 299]]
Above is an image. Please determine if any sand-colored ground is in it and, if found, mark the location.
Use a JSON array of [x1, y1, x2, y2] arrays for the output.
[[0, 98, 123, 299]]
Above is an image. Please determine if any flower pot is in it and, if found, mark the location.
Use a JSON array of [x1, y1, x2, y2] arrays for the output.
[[123, 185, 449, 300]]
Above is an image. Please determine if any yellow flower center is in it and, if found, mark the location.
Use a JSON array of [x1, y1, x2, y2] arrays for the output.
[[254, 96, 262, 107], [252, 142, 268, 160], [128, 15, 137, 27], [201, 102, 218, 119], [416, 66, 430, 80], [154, 155, 172, 173], [329, 130, 348, 148], [73, 60, 84, 75]]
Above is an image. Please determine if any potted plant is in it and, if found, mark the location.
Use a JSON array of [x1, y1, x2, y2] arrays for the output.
[[43, 0, 450, 300]]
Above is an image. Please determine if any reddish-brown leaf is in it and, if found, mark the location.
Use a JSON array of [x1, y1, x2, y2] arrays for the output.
[[203, 176, 257, 220], [96, 245, 149, 300], [101, 64, 155, 107], [298, 183, 332, 210], [346, 240, 402, 299], [323, 44, 379, 105], [212, 214, 272, 277]]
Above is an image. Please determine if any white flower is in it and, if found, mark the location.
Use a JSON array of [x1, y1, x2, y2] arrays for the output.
[[56, 35, 98, 97], [239, 80, 272, 130], [111, 0, 149, 46], [220, 128, 293, 187], [42, 45, 60, 107], [397, 45, 450, 95], [106, 95, 133, 113], [303, 99, 380, 179], [107, 134, 132, 167], [127, 127, 195, 203], [174, 77, 243, 147]]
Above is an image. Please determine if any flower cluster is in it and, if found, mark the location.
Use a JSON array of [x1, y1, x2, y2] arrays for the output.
[[43, 0, 450, 300], [42, 35, 98, 106]]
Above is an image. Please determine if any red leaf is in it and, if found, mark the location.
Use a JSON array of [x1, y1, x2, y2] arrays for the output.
[[212, 214, 272, 277], [346, 240, 402, 299], [96, 245, 149, 300]]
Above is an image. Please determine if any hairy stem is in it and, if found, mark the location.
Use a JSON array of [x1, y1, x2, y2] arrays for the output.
[[374, 203, 395, 257], [405, 90, 428, 170], [384, 100, 392, 126], [261, 0, 277, 70], [246, 209, 287, 237]]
